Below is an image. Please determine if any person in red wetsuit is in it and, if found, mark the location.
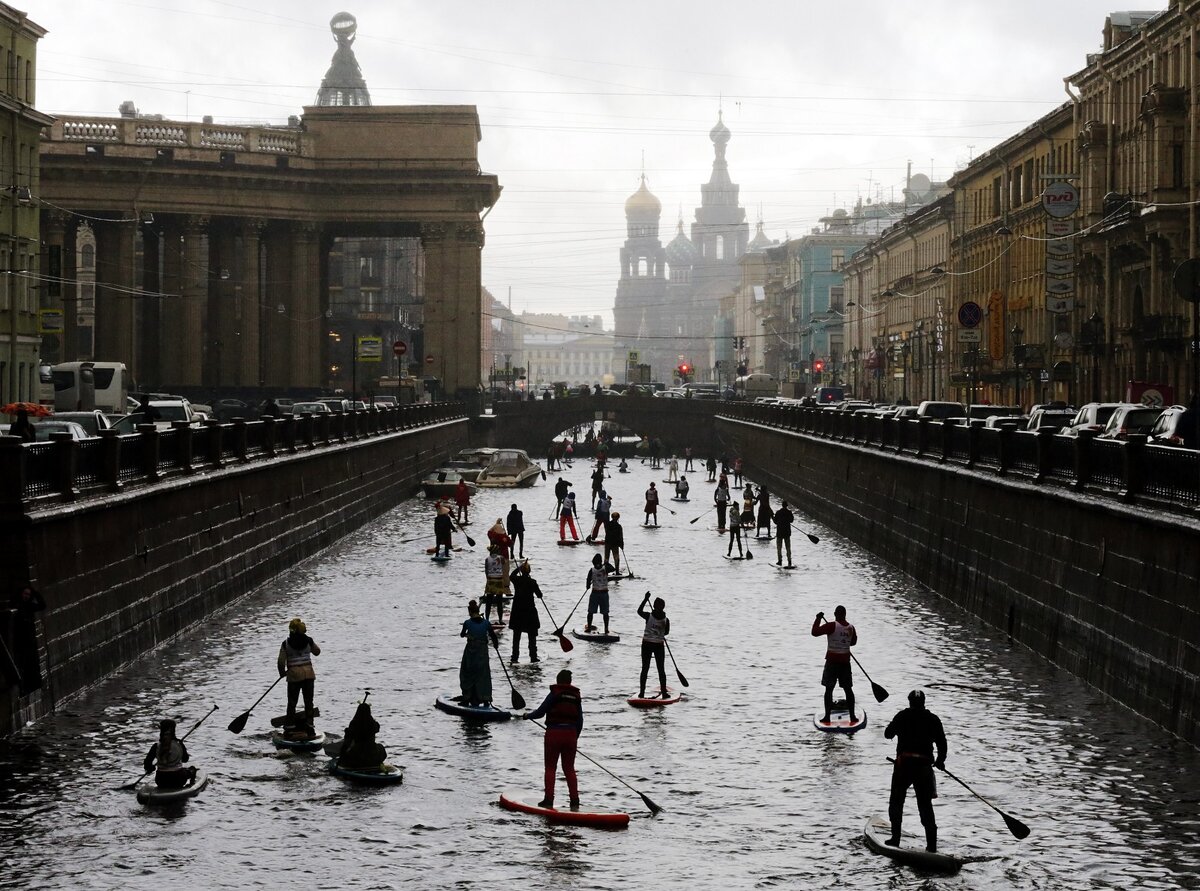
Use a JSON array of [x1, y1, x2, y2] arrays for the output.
[[523, 669, 584, 809], [812, 605, 857, 724], [453, 479, 471, 524]]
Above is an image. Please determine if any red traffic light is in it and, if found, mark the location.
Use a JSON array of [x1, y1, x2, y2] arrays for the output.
[[813, 359, 825, 373]]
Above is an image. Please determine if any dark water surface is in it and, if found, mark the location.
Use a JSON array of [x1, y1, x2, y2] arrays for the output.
[[2, 462, 1198, 890]]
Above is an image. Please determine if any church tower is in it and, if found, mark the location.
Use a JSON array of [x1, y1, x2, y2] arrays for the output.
[[613, 175, 668, 382], [316, 12, 372, 106]]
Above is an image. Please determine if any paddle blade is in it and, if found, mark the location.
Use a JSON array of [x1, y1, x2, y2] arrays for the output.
[[557, 632, 574, 653], [745, 549, 753, 560], [511, 689, 526, 710], [226, 711, 250, 734], [465, 535, 476, 547], [807, 533, 820, 544], [1003, 812, 1031, 839], [639, 792, 664, 816], [676, 671, 689, 688], [871, 681, 889, 703], [689, 516, 701, 524]]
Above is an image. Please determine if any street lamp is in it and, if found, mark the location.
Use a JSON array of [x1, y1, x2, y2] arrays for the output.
[[1080, 311, 1104, 402], [1010, 324, 1025, 408], [850, 346, 861, 398], [900, 341, 911, 404]]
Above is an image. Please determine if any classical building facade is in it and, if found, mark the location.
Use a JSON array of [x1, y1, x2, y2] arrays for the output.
[[0, 3, 50, 405], [37, 14, 499, 400]]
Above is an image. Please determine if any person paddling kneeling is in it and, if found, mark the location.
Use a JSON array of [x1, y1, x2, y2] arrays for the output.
[[143, 719, 198, 789]]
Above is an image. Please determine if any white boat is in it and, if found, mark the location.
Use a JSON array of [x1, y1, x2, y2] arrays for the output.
[[475, 449, 543, 488], [421, 469, 478, 499], [445, 447, 499, 483]]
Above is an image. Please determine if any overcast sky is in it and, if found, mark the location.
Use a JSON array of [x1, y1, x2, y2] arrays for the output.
[[26, 1, 1161, 326]]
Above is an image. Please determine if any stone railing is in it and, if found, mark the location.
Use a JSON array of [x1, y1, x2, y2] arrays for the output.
[[0, 403, 465, 506], [718, 402, 1200, 513], [49, 117, 306, 156]]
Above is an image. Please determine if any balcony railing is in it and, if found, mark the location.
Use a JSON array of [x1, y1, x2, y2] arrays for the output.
[[718, 402, 1199, 512], [0, 403, 466, 506]]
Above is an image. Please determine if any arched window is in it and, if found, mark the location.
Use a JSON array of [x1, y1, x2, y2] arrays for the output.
[[81, 244, 94, 270]]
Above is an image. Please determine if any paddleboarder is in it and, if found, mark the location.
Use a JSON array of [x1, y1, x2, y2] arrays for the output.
[[454, 478, 471, 525], [277, 618, 321, 732], [488, 518, 513, 560], [142, 719, 198, 790], [590, 466, 606, 509], [603, 512, 624, 574], [523, 668, 583, 809], [644, 482, 659, 526], [338, 700, 387, 771], [675, 476, 689, 500], [588, 491, 611, 542], [773, 500, 794, 567], [733, 456, 744, 488], [714, 479, 730, 532], [559, 491, 580, 541], [617, 457, 629, 473], [883, 689, 948, 853], [433, 503, 455, 558], [585, 554, 615, 635], [755, 485, 773, 538], [684, 446, 695, 472], [483, 546, 508, 623], [460, 600, 501, 707], [506, 503, 525, 559], [509, 559, 543, 663], [706, 455, 717, 482], [637, 592, 670, 699], [554, 477, 571, 518], [812, 606, 857, 725], [726, 504, 744, 557], [667, 456, 679, 482]]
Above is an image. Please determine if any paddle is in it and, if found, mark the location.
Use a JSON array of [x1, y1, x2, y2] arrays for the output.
[[227, 676, 284, 734], [621, 548, 636, 579], [850, 652, 889, 702], [526, 718, 662, 816], [493, 639, 526, 710], [537, 596, 574, 652], [451, 519, 476, 548], [689, 505, 716, 525], [118, 704, 218, 790], [802, 529, 821, 545], [557, 585, 593, 635], [888, 758, 1030, 840], [663, 639, 689, 688]]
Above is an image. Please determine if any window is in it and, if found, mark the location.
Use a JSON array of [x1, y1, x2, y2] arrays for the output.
[[831, 249, 845, 271], [991, 177, 1002, 217], [829, 287, 844, 312], [81, 244, 94, 270], [715, 238, 724, 260], [1172, 144, 1185, 189]]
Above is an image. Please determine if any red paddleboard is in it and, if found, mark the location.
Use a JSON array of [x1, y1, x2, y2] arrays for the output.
[[499, 792, 629, 828], [557, 540, 582, 546], [627, 688, 682, 708], [426, 546, 461, 554]]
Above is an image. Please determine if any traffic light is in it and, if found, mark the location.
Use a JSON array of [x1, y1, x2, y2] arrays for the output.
[[677, 363, 692, 382], [813, 358, 826, 373]]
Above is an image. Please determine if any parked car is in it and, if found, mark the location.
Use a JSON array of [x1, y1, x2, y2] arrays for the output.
[[890, 405, 920, 420], [1148, 405, 1197, 448], [316, 397, 350, 413], [1062, 402, 1132, 437], [213, 398, 251, 420], [983, 414, 1025, 430], [49, 410, 113, 437], [275, 397, 295, 411], [916, 400, 967, 421], [1098, 405, 1164, 440], [1025, 408, 1077, 432], [29, 420, 91, 441], [371, 395, 398, 407], [291, 401, 332, 415]]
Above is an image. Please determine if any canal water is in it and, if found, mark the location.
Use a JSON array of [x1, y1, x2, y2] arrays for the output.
[[2, 458, 1198, 890]]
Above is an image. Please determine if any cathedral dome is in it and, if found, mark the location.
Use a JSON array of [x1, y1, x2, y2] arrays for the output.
[[748, 220, 772, 252], [709, 112, 731, 146], [666, 220, 698, 264], [625, 175, 662, 217]]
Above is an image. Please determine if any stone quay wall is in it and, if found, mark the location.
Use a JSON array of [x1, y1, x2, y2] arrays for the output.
[[0, 406, 467, 735], [716, 409, 1200, 745]]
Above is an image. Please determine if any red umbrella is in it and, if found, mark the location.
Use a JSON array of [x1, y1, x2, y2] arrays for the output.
[[1, 402, 52, 417]]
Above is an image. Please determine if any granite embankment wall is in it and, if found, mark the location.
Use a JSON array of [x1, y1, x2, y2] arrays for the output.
[[717, 415, 1200, 745], [1, 411, 467, 735]]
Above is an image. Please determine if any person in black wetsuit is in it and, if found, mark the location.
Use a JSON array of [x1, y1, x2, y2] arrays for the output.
[[433, 504, 455, 557], [508, 559, 543, 663], [603, 512, 624, 574], [883, 689, 948, 853], [506, 503, 525, 559], [338, 700, 387, 770]]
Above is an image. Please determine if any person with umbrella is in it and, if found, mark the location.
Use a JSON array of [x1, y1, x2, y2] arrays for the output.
[[9, 407, 35, 442]]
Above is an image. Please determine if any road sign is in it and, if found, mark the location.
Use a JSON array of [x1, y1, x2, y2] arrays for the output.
[[393, 340, 408, 357], [425, 354, 435, 365], [356, 336, 383, 362], [627, 351, 639, 363], [1042, 181, 1080, 218], [957, 301, 983, 328], [37, 309, 64, 334], [1172, 258, 1200, 304], [958, 328, 982, 342], [1046, 257, 1074, 276], [1047, 277, 1075, 295], [1046, 296, 1074, 314], [1046, 218, 1076, 236], [1046, 240, 1073, 257]]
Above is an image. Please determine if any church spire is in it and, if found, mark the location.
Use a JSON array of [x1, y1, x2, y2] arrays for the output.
[[316, 12, 372, 107]]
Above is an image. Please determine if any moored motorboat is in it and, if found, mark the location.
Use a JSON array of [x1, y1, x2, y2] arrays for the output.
[[476, 449, 543, 488], [445, 447, 499, 483], [421, 469, 478, 500]]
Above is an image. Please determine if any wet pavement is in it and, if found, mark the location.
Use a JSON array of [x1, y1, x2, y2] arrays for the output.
[[2, 456, 1198, 890]]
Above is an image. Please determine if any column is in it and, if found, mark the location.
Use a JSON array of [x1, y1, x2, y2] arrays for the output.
[[39, 212, 68, 366], [159, 217, 184, 387], [421, 221, 483, 397], [237, 219, 266, 386], [138, 224, 161, 387], [289, 222, 321, 387], [209, 222, 238, 388], [93, 219, 136, 369], [178, 216, 209, 387], [262, 223, 291, 388]]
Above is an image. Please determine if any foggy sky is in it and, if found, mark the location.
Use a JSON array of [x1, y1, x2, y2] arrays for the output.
[[27, 1, 1153, 326]]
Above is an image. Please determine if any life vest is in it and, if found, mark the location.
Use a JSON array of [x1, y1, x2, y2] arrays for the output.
[[545, 683, 582, 728], [485, 555, 505, 579], [157, 738, 185, 772], [643, 612, 668, 643], [284, 636, 314, 669], [587, 567, 608, 593], [827, 621, 856, 660]]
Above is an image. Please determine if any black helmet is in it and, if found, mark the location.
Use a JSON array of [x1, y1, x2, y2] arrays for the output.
[[908, 689, 926, 708]]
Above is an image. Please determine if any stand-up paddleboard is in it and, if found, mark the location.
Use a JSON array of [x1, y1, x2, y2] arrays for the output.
[[328, 759, 404, 785], [774, 563, 797, 571], [431, 553, 452, 563], [434, 694, 512, 722], [585, 539, 605, 546], [671, 496, 690, 502], [426, 546, 462, 554], [641, 524, 661, 530], [271, 730, 327, 751], [754, 534, 774, 541], [269, 708, 320, 727], [490, 621, 507, 631], [136, 771, 209, 805], [557, 539, 582, 547], [627, 688, 683, 708], [815, 707, 867, 734], [572, 627, 620, 643], [723, 554, 747, 560], [499, 792, 630, 828], [863, 816, 965, 873]]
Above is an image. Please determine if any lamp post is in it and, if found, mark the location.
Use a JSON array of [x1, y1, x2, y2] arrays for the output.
[[808, 350, 815, 391], [1081, 311, 1104, 402], [900, 341, 910, 404], [850, 346, 861, 399], [1010, 324, 1025, 409]]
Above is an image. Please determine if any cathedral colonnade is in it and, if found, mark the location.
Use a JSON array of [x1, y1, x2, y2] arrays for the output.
[[37, 108, 500, 397]]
